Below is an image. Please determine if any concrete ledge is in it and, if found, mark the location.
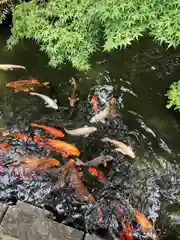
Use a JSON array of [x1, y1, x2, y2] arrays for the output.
[[0, 201, 102, 240], [0, 203, 8, 223], [84, 234, 103, 240]]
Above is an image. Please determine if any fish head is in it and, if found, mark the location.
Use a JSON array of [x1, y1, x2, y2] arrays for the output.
[[68, 97, 79, 107], [128, 147, 135, 158], [6, 82, 15, 87], [53, 104, 58, 110], [91, 127, 97, 131], [106, 155, 114, 161], [70, 78, 76, 85]]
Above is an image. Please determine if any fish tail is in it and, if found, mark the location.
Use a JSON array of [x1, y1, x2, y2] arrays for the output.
[[63, 128, 69, 134], [101, 137, 110, 142], [43, 82, 49, 86], [29, 92, 36, 95]]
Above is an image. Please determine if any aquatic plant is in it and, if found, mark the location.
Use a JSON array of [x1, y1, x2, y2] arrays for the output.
[[166, 81, 180, 111], [6, 0, 180, 70]]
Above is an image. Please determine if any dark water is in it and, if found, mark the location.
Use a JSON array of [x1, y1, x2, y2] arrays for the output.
[[1, 24, 180, 239]]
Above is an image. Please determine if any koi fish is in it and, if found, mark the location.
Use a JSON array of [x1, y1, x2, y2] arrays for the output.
[[68, 78, 79, 107], [0, 143, 10, 149], [22, 157, 59, 167], [132, 208, 153, 233], [101, 137, 135, 159], [30, 92, 58, 110], [12, 133, 30, 141], [0, 64, 26, 71], [90, 105, 110, 124], [91, 96, 99, 114], [9, 158, 58, 175], [10, 133, 45, 148], [6, 79, 49, 92], [84, 155, 114, 167], [51, 159, 96, 204], [109, 96, 117, 117], [69, 160, 96, 203], [64, 125, 97, 137], [0, 128, 10, 137], [31, 123, 64, 137], [120, 229, 134, 240], [88, 167, 105, 183], [46, 139, 80, 157]]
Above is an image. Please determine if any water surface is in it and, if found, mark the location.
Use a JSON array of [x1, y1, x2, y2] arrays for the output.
[[1, 25, 180, 239]]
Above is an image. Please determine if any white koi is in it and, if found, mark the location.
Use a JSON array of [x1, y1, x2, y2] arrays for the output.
[[64, 126, 97, 136], [0, 64, 26, 71], [30, 92, 58, 110], [101, 137, 135, 158]]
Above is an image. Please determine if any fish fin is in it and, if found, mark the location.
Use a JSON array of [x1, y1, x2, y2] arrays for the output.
[[54, 99, 57, 103], [100, 119, 106, 124], [45, 104, 51, 108], [31, 123, 40, 128], [84, 134, 89, 137], [63, 128, 68, 133], [43, 82, 49, 86]]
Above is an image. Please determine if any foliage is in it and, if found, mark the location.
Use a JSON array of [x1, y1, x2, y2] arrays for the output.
[[6, 0, 180, 70], [0, 0, 22, 23], [166, 81, 180, 111]]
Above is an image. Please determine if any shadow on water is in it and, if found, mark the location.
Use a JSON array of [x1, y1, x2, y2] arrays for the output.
[[1, 24, 180, 239]]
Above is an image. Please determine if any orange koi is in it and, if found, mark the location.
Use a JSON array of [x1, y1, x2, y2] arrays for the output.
[[120, 233, 133, 240], [0, 143, 10, 149], [13, 133, 30, 141], [11, 132, 44, 143], [91, 95, 99, 114], [46, 139, 80, 157], [31, 123, 64, 138], [22, 157, 59, 167], [88, 167, 105, 183], [121, 218, 134, 240], [6, 79, 49, 92], [10, 157, 59, 175], [132, 208, 153, 233]]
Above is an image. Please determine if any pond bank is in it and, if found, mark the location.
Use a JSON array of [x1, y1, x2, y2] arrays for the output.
[[0, 201, 101, 240]]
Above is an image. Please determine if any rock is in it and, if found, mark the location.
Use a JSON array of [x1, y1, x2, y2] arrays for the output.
[[0, 203, 8, 223], [84, 233, 103, 240], [0, 201, 84, 240]]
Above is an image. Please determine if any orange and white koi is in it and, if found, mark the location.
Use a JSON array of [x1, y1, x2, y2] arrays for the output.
[[46, 139, 80, 157], [31, 123, 64, 138]]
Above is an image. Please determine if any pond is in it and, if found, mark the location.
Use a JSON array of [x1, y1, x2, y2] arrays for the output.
[[1, 23, 180, 239]]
